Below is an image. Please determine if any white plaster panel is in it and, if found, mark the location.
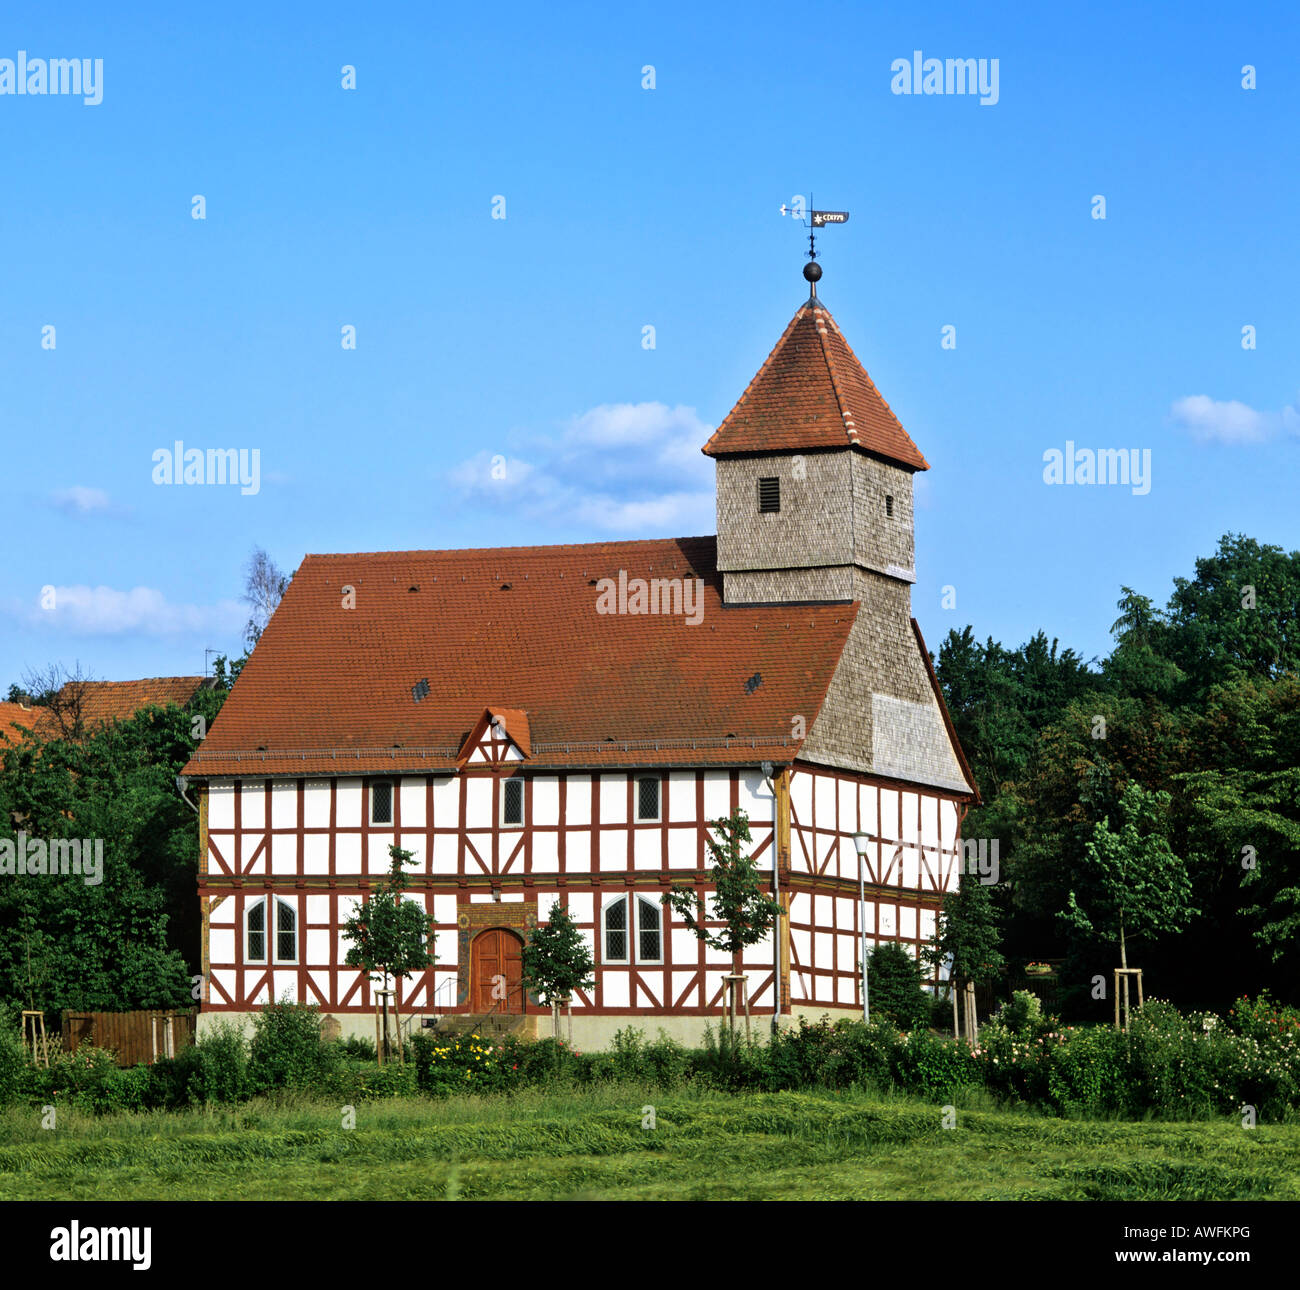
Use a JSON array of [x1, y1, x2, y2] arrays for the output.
[[270, 837, 297, 875], [400, 779, 426, 828], [239, 784, 265, 830], [302, 782, 330, 828], [901, 791, 920, 842], [431, 833, 459, 875], [335, 832, 361, 874], [464, 778, 492, 829], [271, 782, 297, 829], [602, 972, 629, 1007], [532, 829, 559, 871], [532, 776, 560, 827], [634, 829, 660, 870], [565, 830, 591, 872], [239, 834, 266, 875], [208, 783, 234, 830], [879, 787, 901, 843], [668, 828, 697, 868], [791, 928, 811, 968], [306, 929, 331, 965], [600, 775, 627, 825], [814, 772, 837, 831], [432, 776, 459, 827], [566, 776, 591, 826], [299, 833, 327, 876], [737, 769, 769, 818], [599, 828, 627, 871], [669, 771, 696, 822], [859, 783, 877, 836], [702, 769, 730, 820], [209, 928, 234, 963], [335, 781, 361, 828], [838, 779, 858, 834]]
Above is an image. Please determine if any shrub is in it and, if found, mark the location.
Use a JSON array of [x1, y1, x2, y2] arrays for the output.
[[411, 1032, 514, 1095], [247, 1000, 333, 1092], [869, 943, 931, 1032], [0, 1024, 26, 1107], [998, 990, 1052, 1039], [336, 1036, 378, 1063], [327, 1058, 419, 1100]]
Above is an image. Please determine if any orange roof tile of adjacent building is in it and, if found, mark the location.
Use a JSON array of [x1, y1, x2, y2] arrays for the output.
[[701, 296, 929, 470], [181, 536, 858, 778], [0, 702, 39, 746], [0, 678, 206, 744], [74, 677, 207, 726]]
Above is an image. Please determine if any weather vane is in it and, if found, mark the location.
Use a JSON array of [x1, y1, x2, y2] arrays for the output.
[[779, 195, 849, 294]]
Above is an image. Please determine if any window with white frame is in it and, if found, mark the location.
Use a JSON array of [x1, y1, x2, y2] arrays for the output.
[[501, 777, 524, 827], [246, 896, 297, 964], [370, 780, 393, 825], [602, 894, 663, 964], [636, 775, 660, 821]]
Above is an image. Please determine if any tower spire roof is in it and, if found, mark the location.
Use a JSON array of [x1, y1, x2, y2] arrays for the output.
[[701, 297, 929, 470]]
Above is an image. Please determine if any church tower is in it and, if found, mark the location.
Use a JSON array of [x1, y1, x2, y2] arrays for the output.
[[703, 269, 969, 792]]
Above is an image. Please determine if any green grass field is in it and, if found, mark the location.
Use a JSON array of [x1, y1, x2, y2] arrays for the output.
[[2, 1085, 1297, 1201]]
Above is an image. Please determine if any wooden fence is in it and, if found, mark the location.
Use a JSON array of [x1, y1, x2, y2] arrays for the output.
[[60, 1009, 197, 1067]]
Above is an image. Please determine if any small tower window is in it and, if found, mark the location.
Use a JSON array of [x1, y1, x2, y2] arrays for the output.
[[370, 780, 393, 825], [885, 494, 894, 518], [758, 477, 781, 514]]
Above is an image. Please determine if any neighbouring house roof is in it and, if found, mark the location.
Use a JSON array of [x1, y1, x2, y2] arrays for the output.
[[0, 677, 207, 744], [701, 297, 930, 470], [72, 677, 208, 726], [0, 702, 39, 747], [182, 536, 860, 777]]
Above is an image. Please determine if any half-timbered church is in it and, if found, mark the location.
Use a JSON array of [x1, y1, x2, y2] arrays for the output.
[[183, 264, 978, 1046]]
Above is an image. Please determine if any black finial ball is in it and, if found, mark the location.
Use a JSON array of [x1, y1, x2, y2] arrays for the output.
[[803, 260, 823, 284]]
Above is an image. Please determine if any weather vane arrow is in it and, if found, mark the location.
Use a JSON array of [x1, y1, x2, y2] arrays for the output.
[[779, 196, 850, 295]]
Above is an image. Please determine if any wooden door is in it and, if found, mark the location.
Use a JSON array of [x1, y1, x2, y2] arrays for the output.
[[471, 928, 525, 1013]]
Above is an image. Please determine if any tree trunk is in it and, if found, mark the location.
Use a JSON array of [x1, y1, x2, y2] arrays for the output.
[[1119, 923, 1130, 1033], [952, 982, 960, 1040]]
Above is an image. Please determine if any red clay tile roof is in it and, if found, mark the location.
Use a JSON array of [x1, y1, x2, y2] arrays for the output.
[[75, 677, 206, 726], [701, 297, 929, 470], [0, 679, 204, 744], [0, 702, 39, 746], [181, 537, 858, 777]]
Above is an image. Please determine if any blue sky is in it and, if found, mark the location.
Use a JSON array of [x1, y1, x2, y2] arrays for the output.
[[2, 1, 1297, 689]]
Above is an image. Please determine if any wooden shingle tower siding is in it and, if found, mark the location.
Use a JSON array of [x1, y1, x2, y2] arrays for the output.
[[183, 276, 977, 1050], [705, 296, 969, 794]]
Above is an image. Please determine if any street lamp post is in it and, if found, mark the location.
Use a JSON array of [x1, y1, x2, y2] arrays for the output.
[[852, 832, 871, 1022]]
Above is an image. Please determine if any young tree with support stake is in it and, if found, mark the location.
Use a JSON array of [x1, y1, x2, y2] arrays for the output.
[[662, 808, 784, 1056], [341, 845, 436, 1063], [1061, 781, 1194, 1031], [924, 877, 1004, 1041], [520, 900, 595, 1043]]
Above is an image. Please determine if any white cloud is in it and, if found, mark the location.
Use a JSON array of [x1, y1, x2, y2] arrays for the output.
[[49, 486, 113, 515], [1170, 394, 1298, 444], [10, 585, 245, 637], [448, 402, 715, 534]]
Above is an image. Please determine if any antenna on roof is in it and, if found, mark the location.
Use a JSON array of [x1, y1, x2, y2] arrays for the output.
[[779, 193, 849, 297]]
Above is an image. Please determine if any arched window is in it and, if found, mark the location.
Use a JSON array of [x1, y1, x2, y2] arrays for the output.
[[246, 897, 297, 965], [636, 896, 662, 963], [602, 895, 663, 965], [603, 895, 628, 963]]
